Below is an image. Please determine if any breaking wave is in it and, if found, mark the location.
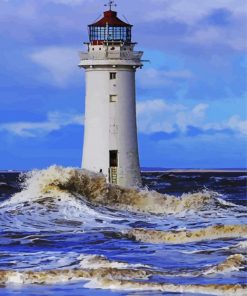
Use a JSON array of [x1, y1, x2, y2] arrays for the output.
[[0, 165, 245, 236], [1, 166, 239, 216], [0, 166, 247, 295], [153, 254, 247, 277], [1, 267, 245, 296], [182, 241, 247, 256], [125, 225, 247, 244], [0, 268, 151, 286], [78, 254, 148, 270], [0, 253, 246, 295], [229, 241, 247, 254], [85, 278, 247, 295], [203, 254, 246, 275]]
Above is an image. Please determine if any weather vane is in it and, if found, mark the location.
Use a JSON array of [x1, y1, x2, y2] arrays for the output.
[[105, 0, 117, 11]]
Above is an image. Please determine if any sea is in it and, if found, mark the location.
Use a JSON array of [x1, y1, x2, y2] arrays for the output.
[[0, 166, 246, 296]]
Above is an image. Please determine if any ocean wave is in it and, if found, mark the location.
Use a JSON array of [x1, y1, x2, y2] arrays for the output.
[[78, 254, 148, 270], [229, 241, 247, 254], [1, 253, 245, 284], [150, 254, 247, 278], [181, 241, 247, 256], [84, 278, 247, 295], [164, 254, 246, 277], [1, 166, 239, 216], [211, 176, 247, 182], [203, 254, 246, 275], [0, 195, 125, 233], [0, 251, 246, 295], [0, 182, 16, 191], [0, 263, 246, 295], [1, 271, 246, 295], [0, 266, 151, 286], [125, 225, 247, 244]]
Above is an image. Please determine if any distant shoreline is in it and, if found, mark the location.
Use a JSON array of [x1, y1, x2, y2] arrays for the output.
[[142, 169, 247, 173], [0, 169, 246, 174]]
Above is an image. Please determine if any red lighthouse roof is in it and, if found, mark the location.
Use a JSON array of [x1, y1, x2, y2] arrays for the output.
[[90, 10, 132, 27]]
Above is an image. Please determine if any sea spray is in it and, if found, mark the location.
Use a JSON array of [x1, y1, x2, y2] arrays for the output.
[[2, 166, 236, 215]]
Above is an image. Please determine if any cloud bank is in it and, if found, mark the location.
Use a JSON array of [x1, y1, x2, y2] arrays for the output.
[[0, 111, 84, 137], [137, 99, 247, 137]]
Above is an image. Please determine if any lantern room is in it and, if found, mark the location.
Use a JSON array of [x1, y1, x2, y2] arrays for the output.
[[88, 10, 132, 44]]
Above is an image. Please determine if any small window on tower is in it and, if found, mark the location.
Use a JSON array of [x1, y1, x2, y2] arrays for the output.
[[110, 72, 116, 80], [110, 95, 117, 102]]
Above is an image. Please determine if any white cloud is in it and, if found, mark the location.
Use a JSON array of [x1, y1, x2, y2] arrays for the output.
[[1, 0, 88, 5], [0, 111, 84, 138], [137, 99, 185, 115], [49, 0, 87, 5], [192, 104, 209, 118], [185, 26, 247, 51], [29, 47, 81, 87], [145, 0, 247, 51], [1, 0, 246, 54], [137, 98, 246, 137], [175, 104, 209, 132], [148, 0, 246, 25], [227, 115, 247, 136], [137, 99, 190, 134], [138, 68, 193, 88]]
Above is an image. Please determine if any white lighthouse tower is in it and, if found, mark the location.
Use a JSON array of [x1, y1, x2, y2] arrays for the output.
[[79, 1, 143, 188]]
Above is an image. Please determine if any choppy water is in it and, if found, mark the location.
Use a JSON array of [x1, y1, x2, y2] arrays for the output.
[[0, 166, 246, 295]]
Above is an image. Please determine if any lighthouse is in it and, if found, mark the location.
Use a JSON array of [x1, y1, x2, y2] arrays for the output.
[[79, 1, 143, 188]]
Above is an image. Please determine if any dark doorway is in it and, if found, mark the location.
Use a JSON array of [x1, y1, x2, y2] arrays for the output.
[[110, 150, 118, 167]]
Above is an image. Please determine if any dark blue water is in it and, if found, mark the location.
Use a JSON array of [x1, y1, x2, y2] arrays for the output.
[[0, 167, 246, 295]]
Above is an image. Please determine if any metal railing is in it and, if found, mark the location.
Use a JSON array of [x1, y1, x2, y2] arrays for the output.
[[79, 51, 143, 61]]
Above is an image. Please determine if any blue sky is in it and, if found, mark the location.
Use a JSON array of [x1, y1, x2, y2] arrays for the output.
[[0, 0, 246, 170]]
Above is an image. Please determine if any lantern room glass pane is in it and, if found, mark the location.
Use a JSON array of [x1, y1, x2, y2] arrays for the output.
[[89, 25, 132, 42]]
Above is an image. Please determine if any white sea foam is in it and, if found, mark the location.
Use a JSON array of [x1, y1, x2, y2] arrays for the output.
[[0, 166, 246, 295], [1, 252, 245, 289], [84, 278, 247, 296], [181, 241, 247, 255], [126, 225, 247, 244], [230, 241, 247, 254], [203, 254, 246, 275], [0, 165, 245, 234], [78, 254, 148, 270], [1, 166, 240, 215]]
